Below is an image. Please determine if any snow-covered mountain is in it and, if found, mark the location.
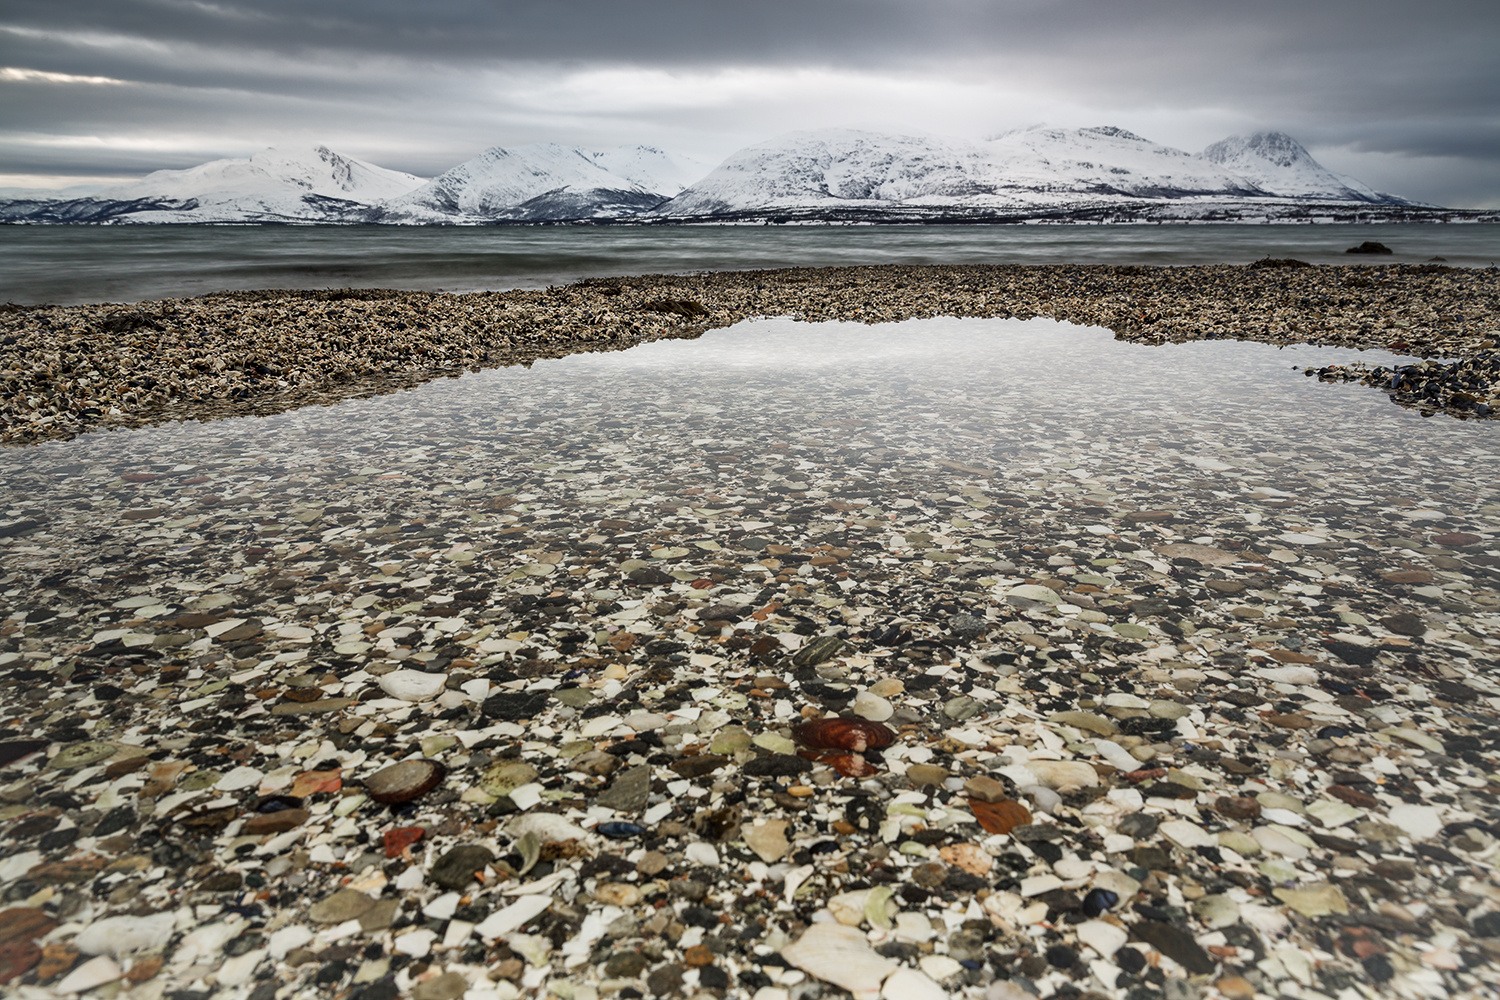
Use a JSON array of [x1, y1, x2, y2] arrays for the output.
[[590, 145, 708, 198], [1200, 131, 1385, 202], [0, 128, 1421, 225], [0, 146, 426, 223], [378, 143, 669, 223], [654, 126, 1411, 218]]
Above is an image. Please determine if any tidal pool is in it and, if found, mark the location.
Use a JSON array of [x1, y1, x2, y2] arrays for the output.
[[1, 317, 1497, 1000]]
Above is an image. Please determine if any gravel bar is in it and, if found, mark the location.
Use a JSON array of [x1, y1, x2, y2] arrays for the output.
[[4, 262, 1499, 446]]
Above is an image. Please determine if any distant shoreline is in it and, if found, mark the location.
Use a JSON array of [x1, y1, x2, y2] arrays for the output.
[[4, 205, 1497, 227], [3, 261, 1498, 445]]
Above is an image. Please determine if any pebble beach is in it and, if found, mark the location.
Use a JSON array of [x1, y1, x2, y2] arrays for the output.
[[3, 262, 1499, 446], [0, 263, 1499, 1000]]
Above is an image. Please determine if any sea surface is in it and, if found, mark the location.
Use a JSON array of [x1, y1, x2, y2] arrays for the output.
[[2, 222, 1497, 305]]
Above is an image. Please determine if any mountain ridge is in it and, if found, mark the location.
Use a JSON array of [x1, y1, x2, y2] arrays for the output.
[[0, 129, 1440, 225]]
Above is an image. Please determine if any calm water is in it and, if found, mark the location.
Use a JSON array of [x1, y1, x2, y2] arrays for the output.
[[2, 222, 1497, 305]]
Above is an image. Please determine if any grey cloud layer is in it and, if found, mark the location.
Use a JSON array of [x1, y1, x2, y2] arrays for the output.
[[2, 0, 1497, 206]]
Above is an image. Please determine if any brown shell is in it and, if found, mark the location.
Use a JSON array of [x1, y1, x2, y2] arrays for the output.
[[969, 798, 1032, 835], [792, 719, 895, 753]]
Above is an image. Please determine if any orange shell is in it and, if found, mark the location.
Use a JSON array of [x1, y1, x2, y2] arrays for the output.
[[969, 798, 1032, 835]]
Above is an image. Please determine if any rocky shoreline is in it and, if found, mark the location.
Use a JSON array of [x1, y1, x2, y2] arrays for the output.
[[3, 262, 1499, 446]]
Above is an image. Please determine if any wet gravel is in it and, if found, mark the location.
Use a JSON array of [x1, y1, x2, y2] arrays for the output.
[[3, 262, 1499, 446], [1, 314, 1498, 1000]]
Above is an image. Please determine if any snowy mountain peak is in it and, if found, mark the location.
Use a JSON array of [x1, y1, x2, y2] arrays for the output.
[[1200, 131, 1383, 202], [1079, 126, 1150, 143], [1203, 131, 1314, 170], [383, 142, 669, 222]]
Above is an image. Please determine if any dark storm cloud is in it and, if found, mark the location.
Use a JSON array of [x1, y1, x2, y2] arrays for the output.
[[2, 0, 1497, 206]]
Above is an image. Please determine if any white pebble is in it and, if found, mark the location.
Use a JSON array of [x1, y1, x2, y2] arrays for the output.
[[851, 691, 894, 721], [377, 669, 448, 702]]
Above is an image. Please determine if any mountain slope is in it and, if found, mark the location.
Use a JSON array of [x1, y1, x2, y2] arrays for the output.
[[981, 126, 1264, 200], [1200, 131, 1389, 203], [590, 145, 708, 197], [0, 146, 427, 223], [380, 143, 668, 222]]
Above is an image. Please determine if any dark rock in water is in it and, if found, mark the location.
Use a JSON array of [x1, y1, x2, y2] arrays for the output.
[[1472, 912, 1500, 937], [0, 741, 49, 768], [791, 635, 844, 668], [1362, 954, 1395, 982], [1117, 812, 1159, 838], [597, 821, 647, 839], [670, 755, 729, 779], [1379, 613, 1426, 637], [1346, 241, 1393, 255], [1131, 846, 1172, 870], [741, 755, 812, 777], [200, 872, 245, 892], [1082, 888, 1120, 917], [482, 691, 549, 720], [1323, 640, 1378, 666], [646, 965, 685, 996], [1118, 716, 1175, 736], [626, 566, 674, 586], [430, 845, 495, 889], [1132, 921, 1217, 974], [603, 951, 650, 977], [596, 765, 651, 813], [91, 805, 135, 837], [1046, 943, 1080, 968], [948, 614, 990, 641]]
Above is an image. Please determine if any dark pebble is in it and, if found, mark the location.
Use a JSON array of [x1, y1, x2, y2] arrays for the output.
[[1117, 813, 1159, 838], [1362, 954, 1395, 982], [429, 845, 495, 890], [1471, 912, 1500, 937], [90, 805, 135, 837], [741, 755, 812, 777], [1046, 944, 1079, 968], [596, 822, 647, 839], [603, 952, 649, 977], [1379, 613, 1426, 637], [1082, 888, 1120, 917], [1132, 921, 1217, 975], [481, 691, 549, 720]]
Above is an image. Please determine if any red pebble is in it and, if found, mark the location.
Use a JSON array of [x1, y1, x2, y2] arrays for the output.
[[383, 827, 425, 858]]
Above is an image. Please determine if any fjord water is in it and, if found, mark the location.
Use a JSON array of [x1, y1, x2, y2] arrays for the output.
[[2, 222, 1498, 305]]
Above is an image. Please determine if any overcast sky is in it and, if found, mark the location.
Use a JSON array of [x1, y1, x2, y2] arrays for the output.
[[2, 0, 1496, 207]]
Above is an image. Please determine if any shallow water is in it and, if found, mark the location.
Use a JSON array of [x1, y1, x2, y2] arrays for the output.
[[3, 317, 1496, 648], [2, 222, 1497, 305]]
